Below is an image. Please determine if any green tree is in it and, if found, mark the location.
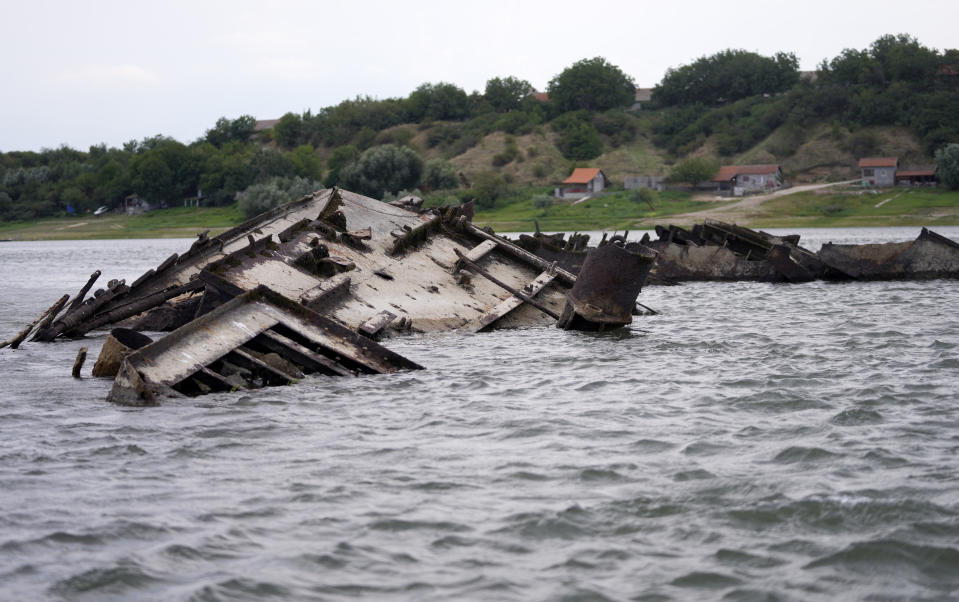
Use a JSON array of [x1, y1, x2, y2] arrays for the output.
[[340, 144, 424, 197], [406, 82, 471, 121], [469, 171, 509, 209], [249, 148, 296, 182], [205, 115, 257, 147], [668, 157, 719, 186], [547, 57, 636, 112], [289, 145, 322, 180], [935, 143, 959, 189], [273, 112, 303, 148], [422, 158, 458, 191], [324, 145, 360, 187], [557, 121, 603, 160], [484, 76, 534, 112], [0, 191, 12, 219], [236, 176, 322, 218], [654, 50, 799, 107]]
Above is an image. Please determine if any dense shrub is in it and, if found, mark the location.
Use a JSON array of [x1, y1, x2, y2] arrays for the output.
[[936, 143, 959, 190], [340, 144, 424, 198], [422, 158, 458, 190], [237, 176, 321, 218]]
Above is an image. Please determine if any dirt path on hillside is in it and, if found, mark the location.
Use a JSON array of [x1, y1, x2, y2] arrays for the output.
[[637, 180, 859, 226]]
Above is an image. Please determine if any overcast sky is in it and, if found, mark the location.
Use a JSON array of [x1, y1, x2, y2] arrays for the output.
[[2, 0, 956, 152]]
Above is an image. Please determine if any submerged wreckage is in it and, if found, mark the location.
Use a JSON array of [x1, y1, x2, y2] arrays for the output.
[[3, 188, 654, 405], [4, 188, 958, 406], [517, 219, 959, 285]]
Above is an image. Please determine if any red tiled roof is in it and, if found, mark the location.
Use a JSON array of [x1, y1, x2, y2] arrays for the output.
[[533, 92, 549, 102], [710, 164, 780, 182], [896, 170, 935, 177], [562, 168, 603, 185], [858, 157, 898, 168]]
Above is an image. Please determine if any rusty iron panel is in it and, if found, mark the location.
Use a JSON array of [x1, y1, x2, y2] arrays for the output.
[[560, 242, 657, 328]]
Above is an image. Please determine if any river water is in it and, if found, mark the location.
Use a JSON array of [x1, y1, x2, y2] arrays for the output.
[[1, 228, 958, 601]]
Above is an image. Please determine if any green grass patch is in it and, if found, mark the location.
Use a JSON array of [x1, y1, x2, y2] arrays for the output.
[[474, 190, 718, 232], [749, 188, 959, 228], [0, 205, 245, 240]]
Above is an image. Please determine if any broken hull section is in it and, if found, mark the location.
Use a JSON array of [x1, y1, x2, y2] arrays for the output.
[[107, 286, 423, 406]]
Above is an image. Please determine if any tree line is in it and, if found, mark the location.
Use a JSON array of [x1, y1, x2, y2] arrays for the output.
[[3, 33, 958, 222]]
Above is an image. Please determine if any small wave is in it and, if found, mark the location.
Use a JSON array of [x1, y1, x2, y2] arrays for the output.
[[49, 563, 163, 597], [673, 468, 715, 481], [630, 439, 677, 453], [579, 468, 625, 482], [830, 407, 884, 425], [368, 518, 471, 533], [772, 446, 840, 464], [91, 443, 148, 456], [804, 539, 959, 586], [714, 548, 787, 569], [189, 577, 292, 601], [670, 571, 743, 589]]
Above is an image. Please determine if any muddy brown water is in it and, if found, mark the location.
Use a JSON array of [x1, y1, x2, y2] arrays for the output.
[[1, 228, 958, 601]]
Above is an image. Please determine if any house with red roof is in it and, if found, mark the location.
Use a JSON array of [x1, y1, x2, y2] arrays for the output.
[[710, 164, 783, 195], [858, 157, 899, 187], [555, 168, 608, 199]]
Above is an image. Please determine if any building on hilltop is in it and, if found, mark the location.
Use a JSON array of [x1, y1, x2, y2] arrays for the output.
[[631, 88, 653, 110], [711, 164, 784, 195], [858, 157, 899, 187], [254, 119, 280, 132], [555, 168, 607, 199]]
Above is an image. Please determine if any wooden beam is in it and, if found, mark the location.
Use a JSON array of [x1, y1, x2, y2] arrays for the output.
[[467, 269, 557, 332]]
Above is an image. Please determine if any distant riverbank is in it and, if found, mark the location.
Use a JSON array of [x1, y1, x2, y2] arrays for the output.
[[2, 187, 958, 240]]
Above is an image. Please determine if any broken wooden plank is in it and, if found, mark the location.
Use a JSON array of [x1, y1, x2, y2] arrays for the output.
[[66, 280, 204, 338], [358, 310, 398, 339], [466, 270, 557, 333], [452, 239, 497, 273], [461, 223, 578, 286], [72, 347, 87, 378], [254, 330, 353, 377], [226, 348, 300, 384], [2, 294, 70, 349], [388, 214, 440, 256], [67, 270, 101, 312], [298, 273, 352, 312], [454, 248, 560, 321], [32, 281, 129, 341]]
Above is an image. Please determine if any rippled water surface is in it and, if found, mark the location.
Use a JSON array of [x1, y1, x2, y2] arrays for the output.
[[1, 228, 958, 601]]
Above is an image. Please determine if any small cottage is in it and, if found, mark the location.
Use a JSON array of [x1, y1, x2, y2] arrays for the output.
[[624, 175, 665, 192], [711, 164, 783, 194], [556, 168, 607, 199], [859, 157, 898, 187]]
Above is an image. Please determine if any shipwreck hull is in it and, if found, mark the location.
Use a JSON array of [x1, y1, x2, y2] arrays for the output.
[[818, 227, 959, 280]]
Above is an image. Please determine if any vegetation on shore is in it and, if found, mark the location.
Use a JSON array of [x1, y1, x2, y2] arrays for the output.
[[2, 33, 959, 236], [3, 187, 958, 241]]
